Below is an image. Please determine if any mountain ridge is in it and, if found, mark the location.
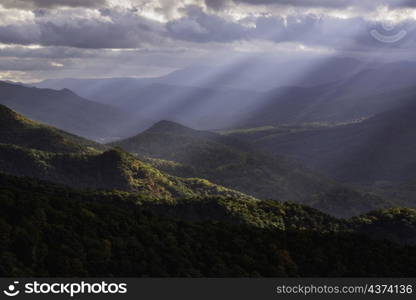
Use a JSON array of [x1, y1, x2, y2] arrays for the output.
[[0, 104, 103, 153], [0, 81, 132, 141], [234, 98, 416, 189], [111, 120, 392, 217]]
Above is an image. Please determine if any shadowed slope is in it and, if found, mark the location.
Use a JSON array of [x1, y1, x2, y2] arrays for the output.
[[0, 81, 129, 141], [240, 98, 416, 187]]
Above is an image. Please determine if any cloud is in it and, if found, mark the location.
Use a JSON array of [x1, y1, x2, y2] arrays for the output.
[[0, 57, 66, 71], [0, 44, 97, 59], [0, 8, 166, 49], [1, 0, 416, 83], [166, 6, 416, 52], [0, 41, 209, 82], [167, 6, 248, 42], [0, 0, 108, 9], [1, 2, 415, 52], [206, 0, 416, 10], [204, 0, 228, 10]]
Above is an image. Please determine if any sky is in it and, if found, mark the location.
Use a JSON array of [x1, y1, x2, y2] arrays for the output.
[[1, 0, 416, 82]]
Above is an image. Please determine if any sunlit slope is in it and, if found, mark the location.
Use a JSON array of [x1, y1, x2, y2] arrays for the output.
[[0, 144, 255, 201], [111, 120, 391, 217], [244, 100, 416, 185], [0, 104, 102, 153]]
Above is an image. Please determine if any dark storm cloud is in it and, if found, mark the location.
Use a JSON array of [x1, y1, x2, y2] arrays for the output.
[[0, 9, 165, 49], [1, 0, 107, 9], [0, 1, 415, 53], [167, 7, 416, 51], [167, 6, 247, 42], [204, 0, 228, 10], [1, 3, 415, 52], [206, 0, 416, 9]]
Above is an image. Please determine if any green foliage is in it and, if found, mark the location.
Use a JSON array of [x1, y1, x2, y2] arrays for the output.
[[0, 173, 415, 277], [0, 104, 103, 153], [234, 101, 416, 188], [112, 121, 389, 217], [351, 208, 416, 245], [308, 187, 395, 219], [0, 144, 255, 202], [1, 87, 416, 278]]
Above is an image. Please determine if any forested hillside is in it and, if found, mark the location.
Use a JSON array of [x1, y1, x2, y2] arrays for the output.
[[112, 120, 391, 217], [0, 173, 415, 277], [229, 99, 416, 187]]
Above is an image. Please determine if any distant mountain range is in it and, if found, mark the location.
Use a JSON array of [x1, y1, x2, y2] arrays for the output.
[[34, 58, 416, 132], [36, 79, 261, 130], [227, 98, 416, 190], [238, 84, 412, 127], [35, 57, 367, 92], [10, 57, 416, 211], [0, 81, 141, 141]]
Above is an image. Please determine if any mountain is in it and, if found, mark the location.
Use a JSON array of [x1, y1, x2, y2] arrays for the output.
[[158, 57, 366, 91], [99, 83, 260, 130], [351, 208, 416, 245], [0, 105, 258, 202], [35, 57, 365, 93], [0, 81, 132, 141], [0, 105, 390, 218], [238, 82, 416, 129], [230, 99, 416, 189], [0, 106, 415, 277], [35, 58, 367, 130], [334, 61, 416, 94], [0, 104, 102, 153], [37, 79, 261, 130], [111, 120, 391, 217], [161, 60, 416, 128], [0, 143, 254, 202], [34, 59, 416, 131], [159, 59, 416, 96], [35, 77, 152, 101], [1, 172, 415, 277]]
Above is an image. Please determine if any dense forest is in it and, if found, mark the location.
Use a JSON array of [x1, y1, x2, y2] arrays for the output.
[[112, 120, 391, 218], [1, 173, 416, 277], [0, 99, 416, 277]]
